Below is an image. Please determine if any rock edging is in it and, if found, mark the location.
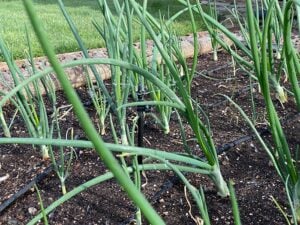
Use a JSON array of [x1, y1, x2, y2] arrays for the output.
[[0, 31, 232, 98]]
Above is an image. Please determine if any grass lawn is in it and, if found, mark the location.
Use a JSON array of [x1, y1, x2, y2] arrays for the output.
[[0, 0, 205, 61]]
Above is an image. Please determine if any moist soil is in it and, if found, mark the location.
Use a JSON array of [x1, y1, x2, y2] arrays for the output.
[[0, 51, 299, 225]]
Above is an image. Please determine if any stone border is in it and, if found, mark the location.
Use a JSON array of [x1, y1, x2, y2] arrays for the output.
[[1, 28, 298, 101], [0, 31, 232, 98]]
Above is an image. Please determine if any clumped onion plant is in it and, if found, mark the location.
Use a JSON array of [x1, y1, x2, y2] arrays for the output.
[[22, 0, 166, 223], [0, 32, 75, 195], [58, 0, 148, 145], [55, 0, 123, 142], [94, 0, 135, 145], [235, 1, 300, 223], [144, 20, 177, 134], [177, 0, 300, 223], [14, 138, 242, 225], [0, 0, 238, 224], [50, 108, 76, 195], [0, 32, 56, 160], [118, 0, 229, 197], [86, 76, 110, 136], [179, 0, 300, 109]]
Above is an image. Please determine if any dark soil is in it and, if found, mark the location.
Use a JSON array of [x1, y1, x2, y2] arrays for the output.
[[0, 51, 299, 225]]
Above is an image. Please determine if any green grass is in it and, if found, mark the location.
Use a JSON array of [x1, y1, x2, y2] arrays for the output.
[[0, 0, 204, 61]]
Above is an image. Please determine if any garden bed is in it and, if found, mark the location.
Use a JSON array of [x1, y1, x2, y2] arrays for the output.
[[0, 51, 298, 224]]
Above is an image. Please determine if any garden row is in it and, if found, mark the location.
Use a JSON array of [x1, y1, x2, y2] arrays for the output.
[[0, 0, 299, 224]]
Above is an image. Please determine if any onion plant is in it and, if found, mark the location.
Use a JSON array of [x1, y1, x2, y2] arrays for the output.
[[49, 109, 75, 195], [217, 0, 300, 222], [229, 181, 242, 225], [124, 0, 229, 197], [55, 0, 118, 133], [0, 106, 10, 137], [0, 33, 56, 160], [225, 93, 299, 223], [86, 75, 110, 135], [178, 0, 300, 109], [0, 32, 74, 194], [95, 0, 134, 145], [0, 136, 232, 224], [283, 0, 300, 111], [103, 0, 202, 137], [34, 184, 49, 225], [0, 0, 238, 223], [177, 0, 300, 222], [58, 0, 145, 145], [102, 0, 230, 198], [108, 0, 229, 197], [145, 21, 176, 134], [22, 0, 166, 223], [207, 0, 219, 61]]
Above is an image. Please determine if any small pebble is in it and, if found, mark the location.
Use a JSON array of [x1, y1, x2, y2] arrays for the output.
[[28, 207, 37, 215], [221, 160, 229, 166], [268, 160, 273, 167], [49, 212, 55, 219], [159, 198, 165, 203], [0, 174, 9, 183]]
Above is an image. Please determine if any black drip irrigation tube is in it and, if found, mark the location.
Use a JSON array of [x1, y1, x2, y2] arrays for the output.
[[0, 85, 149, 214], [0, 125, 269, 215], [204, 84, 256, 109], [0, 145, 77, 214], [0, 111, 293, 215], [137, 84, 145, 163], [187, 62, 259, 109], [0, 108, 296, 218], [0, 164, 53, 213]]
